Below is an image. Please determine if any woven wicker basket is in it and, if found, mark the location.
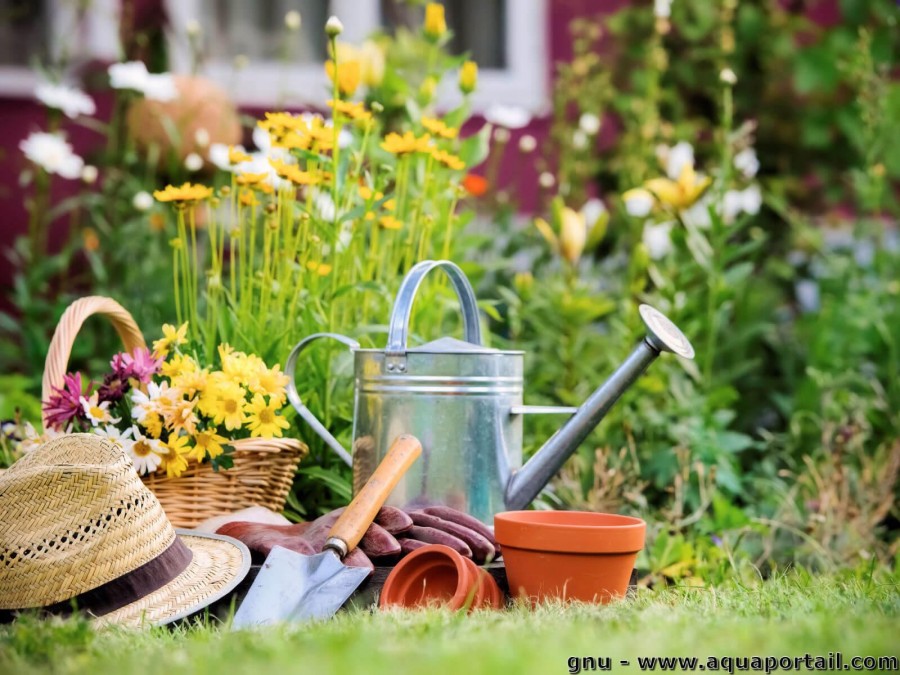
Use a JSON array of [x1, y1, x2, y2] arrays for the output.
[[41, 296, 307, 528]]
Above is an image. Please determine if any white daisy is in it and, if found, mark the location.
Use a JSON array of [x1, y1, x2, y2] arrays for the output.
[[130, 381, 174, 423], [19, 132, 84, 179], [35, 82, 96, 119], [128, 426, 168, 475], [665, 141, 695, 180], [642, 221, 674, 260], [80, 393, 120, 427], [734, 147, 759, 178], [484, 104, 532, 130], [93, 424, 134, 449]]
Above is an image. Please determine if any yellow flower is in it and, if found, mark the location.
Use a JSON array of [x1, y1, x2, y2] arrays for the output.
[[142, 412, 164, 439], [163, 435, 192, 478], [383, 198, 396, 211], [252, 365, 290, 405], [306, 261, 333, 276], [431, 149, 465, 171], [379, 215, 403, 230], [423, 2, 447, 40], [160, 351, 198, 379], [199, 377, 247, 431], [153, 183, 213, 203], [236, 172, 269, 186], [239, 189, 259, 207], [228, 146, 251, 164], [643, 164, 712, 210], [244, 394, 291, 438], [325, 58, 361, 96], [153, 322, 189, 357], [381, 131, 432, 155], [173, 367, 208, 398], [328, 99, 372, 122], [269, 159, 322, 186], [190, 429, 229, 461], [559, 207, 587, 265], [422, 117, 458, 139], [459, 61, 478, 94], [358, 185, 383, 201]]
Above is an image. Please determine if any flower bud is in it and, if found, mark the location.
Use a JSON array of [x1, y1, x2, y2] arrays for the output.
[[424, 3, 447, 41], [284, 10, 302, 31], [459, 60, 478, 94], [81, 165, 98, 184], [133, 191, 154, 211], [720, 68, 737, 85], [538, 172, 555, 189], [325, 16, 344, 38], [518, 135, 537, 153]]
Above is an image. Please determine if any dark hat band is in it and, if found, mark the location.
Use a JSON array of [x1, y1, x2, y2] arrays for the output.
[[0, 537, 192, 623]]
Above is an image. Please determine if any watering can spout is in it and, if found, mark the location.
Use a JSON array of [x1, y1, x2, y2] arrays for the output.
[[505, 305, 695, 512]]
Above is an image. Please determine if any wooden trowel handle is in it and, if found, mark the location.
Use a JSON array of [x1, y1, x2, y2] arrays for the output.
[[324, 434, 422, 558]]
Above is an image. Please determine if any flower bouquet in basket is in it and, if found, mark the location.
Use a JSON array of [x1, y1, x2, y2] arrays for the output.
[[40, 322, 291, 477], [33, 297, 306, 527]]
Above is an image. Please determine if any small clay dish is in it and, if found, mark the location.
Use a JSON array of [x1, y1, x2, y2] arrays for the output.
[[494, 510, 645, 604]]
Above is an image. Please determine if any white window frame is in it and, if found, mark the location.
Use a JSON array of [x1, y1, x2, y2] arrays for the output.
[[0, 0, 121, 96], [166, 0, 548, 113]]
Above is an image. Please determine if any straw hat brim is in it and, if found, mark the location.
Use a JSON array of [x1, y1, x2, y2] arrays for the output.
[[95, 530, 250, 628]]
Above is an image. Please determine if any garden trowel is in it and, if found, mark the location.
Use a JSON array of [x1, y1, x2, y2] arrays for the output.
[[231, 434, 422, 627]]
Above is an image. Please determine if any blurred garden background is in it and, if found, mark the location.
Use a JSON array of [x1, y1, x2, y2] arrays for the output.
[[0, 0, 897, 589]]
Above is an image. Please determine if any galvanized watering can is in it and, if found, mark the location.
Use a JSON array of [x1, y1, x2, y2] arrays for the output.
[[286, 260, 695, 524]]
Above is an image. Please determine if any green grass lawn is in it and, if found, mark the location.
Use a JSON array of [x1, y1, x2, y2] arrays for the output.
[[2, 570, 898, 675]]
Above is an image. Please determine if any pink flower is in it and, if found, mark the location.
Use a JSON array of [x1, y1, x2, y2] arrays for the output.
[[43, 372, 92, 430], [110, 347, 162, 384]]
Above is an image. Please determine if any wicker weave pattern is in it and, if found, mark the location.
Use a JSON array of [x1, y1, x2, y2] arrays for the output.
[[41, 296, 308, 528], [0, 435, 177, 609]]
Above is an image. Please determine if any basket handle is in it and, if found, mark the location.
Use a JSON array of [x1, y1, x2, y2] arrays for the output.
[[42, 296, 147, 427]]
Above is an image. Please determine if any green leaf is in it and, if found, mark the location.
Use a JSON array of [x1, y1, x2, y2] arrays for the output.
[[457, 123, 491, 169]]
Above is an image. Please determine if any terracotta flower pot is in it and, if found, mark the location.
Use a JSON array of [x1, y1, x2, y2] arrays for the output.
[[380, 544, 503, 611], [494, 511, 646, 604]]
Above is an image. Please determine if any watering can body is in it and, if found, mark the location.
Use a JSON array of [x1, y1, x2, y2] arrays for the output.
[[287, 260, 695, 525]]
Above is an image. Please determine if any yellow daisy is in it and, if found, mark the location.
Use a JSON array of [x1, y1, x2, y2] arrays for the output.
[[199, 378, 247, 431], [431, 149, 465, 171], [190, 429, 229, 461], [381, 131, 432, 155], [153, 183, 213, 203], [422, 117, 458, 139], [153, 322, 189, 357], [244, 394, 291, 438], [163, 435, 192, 478]]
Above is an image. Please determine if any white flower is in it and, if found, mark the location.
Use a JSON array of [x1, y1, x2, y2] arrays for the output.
[[314, 190, 336, 222], [325, 16, 344, 37], [578, 112, 601, 135], [194, 127, 210, 148], [80, 393, 120, 427], [142, 73, 178, 101], [133, 191, 154, 211], [128, 426, 168, 475], [740, 184, 762, 215], [642, 221, 674, 259], [337, 222, 353, 252], [518, 135, 537, 153], [81, 165, 98, 184], [19, 132, 84, 179], [572, 130, 589, 150], [184, 152, 204, 172], [108, 61, 177, 101], [666, 141, 695, 180], [654, 0, 673, 18], [795, 279, 820, 314], [581, 198, 607, 228], [109, 61, 150, 90], [733, 147, 759, 178], [681, 197, 713, 229], [94, 424, 134, 449], [35, 82, 96, 119], [623, 188, 654, 217], [538, 172, 555, 189], [18, 422, 66, 455], [720, 68, 737, 85], [484, 104, 532, 129], [208, 143, 233, 171], [285, 10, 302, 31], [185, 19, 202, 37], [131, 381, 173, 423], [493, 126, 511, 144]]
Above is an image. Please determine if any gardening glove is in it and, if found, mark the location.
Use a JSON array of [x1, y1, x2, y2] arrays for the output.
[[398, 505, 498, 564]]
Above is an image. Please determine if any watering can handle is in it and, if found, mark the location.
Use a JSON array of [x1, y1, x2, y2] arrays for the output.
[[285, 332, 360, 467], [386, 260, 482, 354]]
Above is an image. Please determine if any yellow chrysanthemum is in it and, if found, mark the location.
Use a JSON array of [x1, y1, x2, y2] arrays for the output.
[[190, 429, 229, 461], [199, 377, 247, 431], [269, 159, 322, 186], [431, 149, 465, 171], [228, 147, 251, 164], [236, 172, 269, 186], [325, 59, 361, 96], [643, 165, 712, 210], [142, 412, 164, 439], [381, 131, 432, 155], [153, 322, 189, 357], [252, 365, 290, 405], [153, 183, 213, 203], [422, 117, 458, 139], [163, 435, 192, 478], [172, 367, 208, 398], [244, 394, 291, 438], [160, 351, 198, 379], [379, 215, 403, 230], [327, 99, 372, 122]]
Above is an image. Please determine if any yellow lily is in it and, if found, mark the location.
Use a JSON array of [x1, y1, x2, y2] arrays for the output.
[[644, 164, 711, 210]]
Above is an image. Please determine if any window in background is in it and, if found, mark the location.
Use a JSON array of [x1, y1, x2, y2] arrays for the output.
[[0, 0, 49, 68], [167, 0, 546, 112]]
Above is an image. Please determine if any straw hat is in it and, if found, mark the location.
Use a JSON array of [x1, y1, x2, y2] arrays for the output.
[[0, 434, 250, 627]]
